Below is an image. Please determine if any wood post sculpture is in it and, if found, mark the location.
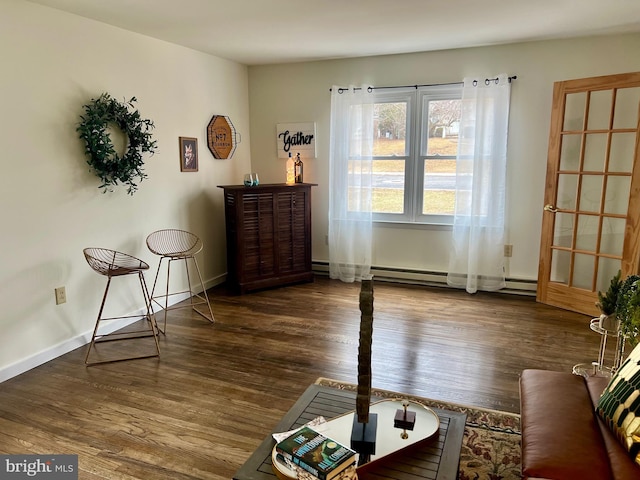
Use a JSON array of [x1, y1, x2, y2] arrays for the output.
[[357, 277, 374, 421], [351, 276, 377, 464]]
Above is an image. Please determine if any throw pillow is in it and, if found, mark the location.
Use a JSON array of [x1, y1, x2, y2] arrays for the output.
[[596, 342, 640, 466]]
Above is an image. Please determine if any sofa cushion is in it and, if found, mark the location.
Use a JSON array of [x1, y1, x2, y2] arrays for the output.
[[520, 369, 612, 480], [596, 343, 640, 466], [587, 376, 640, 479]]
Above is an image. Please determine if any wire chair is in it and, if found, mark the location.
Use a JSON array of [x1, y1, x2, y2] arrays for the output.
[[146, 229, 215, 333], [83, 248, 160, 365]]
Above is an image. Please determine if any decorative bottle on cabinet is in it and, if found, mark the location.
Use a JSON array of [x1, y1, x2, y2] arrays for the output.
[[294, 152, 303, 183], [286, 152, 295, 185]]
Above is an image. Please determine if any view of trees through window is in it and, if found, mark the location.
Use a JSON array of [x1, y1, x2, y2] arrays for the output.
[[369, 95, 461, 219]]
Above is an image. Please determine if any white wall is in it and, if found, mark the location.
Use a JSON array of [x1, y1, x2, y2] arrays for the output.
[[247, 34, 640, 284], [0, 0, 251, 380]]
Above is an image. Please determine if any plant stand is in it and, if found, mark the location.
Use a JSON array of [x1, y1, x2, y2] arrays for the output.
[[573, 317, 624, 378]]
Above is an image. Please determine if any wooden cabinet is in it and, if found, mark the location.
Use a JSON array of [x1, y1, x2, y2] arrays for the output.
[[218, 183, 316, 294]]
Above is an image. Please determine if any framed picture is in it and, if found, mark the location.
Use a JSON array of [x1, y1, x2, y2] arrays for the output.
[[179, 137, 198, 172]]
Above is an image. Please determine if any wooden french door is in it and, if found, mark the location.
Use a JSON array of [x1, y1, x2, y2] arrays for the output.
[[537, 72, 640, 316]]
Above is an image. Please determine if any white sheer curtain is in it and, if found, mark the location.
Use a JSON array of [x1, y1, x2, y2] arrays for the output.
[[328, 85, 374, 283], [447, 74, 512, 293]]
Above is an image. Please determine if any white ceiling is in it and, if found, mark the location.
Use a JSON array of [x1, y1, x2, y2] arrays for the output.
[[27, 0, 640, 65]]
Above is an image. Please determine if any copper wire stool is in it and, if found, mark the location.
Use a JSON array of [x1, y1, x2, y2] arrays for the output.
[[146, 229, 215, 334], [83, 248, 160, 365]]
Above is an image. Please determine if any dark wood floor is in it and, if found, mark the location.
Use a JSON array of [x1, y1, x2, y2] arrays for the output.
[[0, 276, 606, 479]]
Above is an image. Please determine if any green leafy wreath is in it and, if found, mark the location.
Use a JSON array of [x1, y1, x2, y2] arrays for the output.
[[77, 93, 157, 195]]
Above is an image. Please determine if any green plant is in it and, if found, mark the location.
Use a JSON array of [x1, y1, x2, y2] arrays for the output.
[[596, 270, 622, 315], [626, 288, 640, 347], [615, 274, 640, 346], [77, 93, 157, 195]]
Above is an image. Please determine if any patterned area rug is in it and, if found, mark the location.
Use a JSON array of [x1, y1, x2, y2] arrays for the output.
[[315, 378, 522, 480]]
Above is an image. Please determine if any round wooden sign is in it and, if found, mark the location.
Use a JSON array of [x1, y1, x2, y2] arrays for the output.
[[207, 115, 238, 159]]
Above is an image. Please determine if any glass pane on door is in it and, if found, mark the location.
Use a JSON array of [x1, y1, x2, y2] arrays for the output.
[[573, 253, 596, 289], [550, 249, 571, 284], [564, 92, 586, 131], [600, 217, 625, 256], [560, 134, 581, 170], [613, 87, 640, 129], [587, 90, 613, 130], [578, 175, 603, 213], [597, 256, 622, 292], [583, 134, 607, 171], [553, 212, 574, 248], [557, 174, 578, 210], [609, 133, 636, 172], [575, 214, 598, 252], [604, 176, 631, 214]]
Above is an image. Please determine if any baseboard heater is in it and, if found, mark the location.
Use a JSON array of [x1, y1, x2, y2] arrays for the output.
[[312, 262, 537, 296]]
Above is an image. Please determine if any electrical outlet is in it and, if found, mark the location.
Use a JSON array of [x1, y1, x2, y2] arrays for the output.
[[55, 286, 66, 305], [504, 244, 513, 257]]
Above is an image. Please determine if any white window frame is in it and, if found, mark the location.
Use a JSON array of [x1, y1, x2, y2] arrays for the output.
[[371, 84, 463, 226]]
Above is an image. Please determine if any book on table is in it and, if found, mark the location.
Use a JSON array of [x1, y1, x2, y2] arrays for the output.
[[275, 426, 356, 480]]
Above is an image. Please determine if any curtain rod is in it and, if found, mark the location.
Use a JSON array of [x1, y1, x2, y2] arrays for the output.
[[330, 75, 517, 93]]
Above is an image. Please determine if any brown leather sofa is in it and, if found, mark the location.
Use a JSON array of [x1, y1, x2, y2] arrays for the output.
[[520, 369, 640, 480]]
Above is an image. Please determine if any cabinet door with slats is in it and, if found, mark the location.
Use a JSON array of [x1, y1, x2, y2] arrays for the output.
[[243, 191, 275, 280], [277, 190, 308, 274]]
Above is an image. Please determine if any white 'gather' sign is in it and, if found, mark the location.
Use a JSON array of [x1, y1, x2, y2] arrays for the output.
[[276, 122, 316, 159]]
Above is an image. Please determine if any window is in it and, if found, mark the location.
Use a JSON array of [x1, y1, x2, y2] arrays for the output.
[[367, 84, 462, 224]]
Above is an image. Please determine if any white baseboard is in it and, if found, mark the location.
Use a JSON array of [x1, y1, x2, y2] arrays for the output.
[[0, 274, 226, 384], [312, 262, 537, 296]]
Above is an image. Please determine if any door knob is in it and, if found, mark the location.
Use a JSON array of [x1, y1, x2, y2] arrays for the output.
[[544, 204, 558, 213]]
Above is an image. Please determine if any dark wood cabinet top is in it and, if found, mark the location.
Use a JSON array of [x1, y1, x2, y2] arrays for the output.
[[217, 183, 317, 190]]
